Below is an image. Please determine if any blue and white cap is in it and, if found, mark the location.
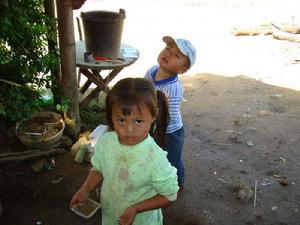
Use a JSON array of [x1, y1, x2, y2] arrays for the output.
[[163, 36, 196, 68]]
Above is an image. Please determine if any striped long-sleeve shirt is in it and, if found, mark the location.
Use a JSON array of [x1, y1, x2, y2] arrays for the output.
[[145, 65, 184, 134]]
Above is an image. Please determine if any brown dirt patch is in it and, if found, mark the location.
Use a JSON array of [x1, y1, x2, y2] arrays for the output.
[[1, 74, 300, 225]]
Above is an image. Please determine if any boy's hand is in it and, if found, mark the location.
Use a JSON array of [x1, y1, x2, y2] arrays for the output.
[[118, 206, 137, 225]]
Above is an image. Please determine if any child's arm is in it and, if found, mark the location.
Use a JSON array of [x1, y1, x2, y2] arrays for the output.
[[69, 169, 103, 208], [118, 194, 171, 225]]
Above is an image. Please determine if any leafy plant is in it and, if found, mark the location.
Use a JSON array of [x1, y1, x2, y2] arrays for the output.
[[0, 0, 59, 131], [56, 96, 71, 113]]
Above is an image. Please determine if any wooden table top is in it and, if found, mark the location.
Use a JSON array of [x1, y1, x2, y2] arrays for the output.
[[76, 40, 139, 70]]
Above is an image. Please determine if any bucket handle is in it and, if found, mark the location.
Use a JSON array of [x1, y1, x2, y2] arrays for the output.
[[119, 8, 126, 18]]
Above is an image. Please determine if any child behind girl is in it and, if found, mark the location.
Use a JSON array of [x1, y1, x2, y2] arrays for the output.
[[145, 36, 196, 191], [69, 78, 179, 225]]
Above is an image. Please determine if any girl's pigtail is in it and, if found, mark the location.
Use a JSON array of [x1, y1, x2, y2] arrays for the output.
[[151, 90, 169, 147]]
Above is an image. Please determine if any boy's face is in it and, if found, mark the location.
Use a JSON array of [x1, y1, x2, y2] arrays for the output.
[[157, 42, 190, 74]]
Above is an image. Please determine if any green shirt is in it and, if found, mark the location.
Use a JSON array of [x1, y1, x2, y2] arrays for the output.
[[91, 131, 179, 225]]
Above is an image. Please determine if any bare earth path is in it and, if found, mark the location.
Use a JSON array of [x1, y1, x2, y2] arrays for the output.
[[164, 74, 300, 225], [1, 74, 300, 225]]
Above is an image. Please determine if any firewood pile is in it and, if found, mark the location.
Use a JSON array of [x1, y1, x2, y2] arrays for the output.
[[232, 23, 300, 43]]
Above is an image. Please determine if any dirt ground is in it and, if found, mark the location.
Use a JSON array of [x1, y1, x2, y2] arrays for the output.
[[167, 74, 300, 225], [1, 0, 300, 224], [1, 73, 300, 225]]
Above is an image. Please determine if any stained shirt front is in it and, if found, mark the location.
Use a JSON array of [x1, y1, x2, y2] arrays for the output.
[[91, 131, 179, 225]]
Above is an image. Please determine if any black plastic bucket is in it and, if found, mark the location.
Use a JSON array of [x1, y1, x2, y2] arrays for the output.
[[81, 9, 125, 58]]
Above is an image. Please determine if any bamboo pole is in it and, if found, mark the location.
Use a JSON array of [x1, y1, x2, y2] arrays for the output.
[[56, 0, 81, 140]]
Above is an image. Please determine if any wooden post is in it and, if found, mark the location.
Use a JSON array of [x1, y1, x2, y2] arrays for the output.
[[56, 0, 81, 140]]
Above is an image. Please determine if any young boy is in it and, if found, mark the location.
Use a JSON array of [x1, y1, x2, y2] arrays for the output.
[[144, 36, 196, 191]]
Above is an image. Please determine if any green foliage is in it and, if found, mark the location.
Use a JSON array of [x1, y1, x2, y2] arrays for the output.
[[80, 96, 108, 131], [56, 96, 71, 113], [80, 108, 107, 131], [0, 0, 59, 130]]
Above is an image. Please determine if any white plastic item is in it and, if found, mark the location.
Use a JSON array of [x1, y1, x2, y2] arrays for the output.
[[88, 124, 108, 155], [71, 197, 101, 219]]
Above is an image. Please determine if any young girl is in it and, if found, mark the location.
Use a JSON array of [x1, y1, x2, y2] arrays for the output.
[[69, 78, 179, 225]]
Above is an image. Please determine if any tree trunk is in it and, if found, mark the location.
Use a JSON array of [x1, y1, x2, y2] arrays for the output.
[[56, 0, 81, 140]]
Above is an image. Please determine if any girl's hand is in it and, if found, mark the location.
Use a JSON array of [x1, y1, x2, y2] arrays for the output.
[[118, 194, 172, 225], [69, 170, 103, 208], [69, 188, 88, 208], [118, 206, 137, 225]]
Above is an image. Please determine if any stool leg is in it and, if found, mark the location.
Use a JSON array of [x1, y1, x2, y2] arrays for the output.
[[77, 68, 81, 88]]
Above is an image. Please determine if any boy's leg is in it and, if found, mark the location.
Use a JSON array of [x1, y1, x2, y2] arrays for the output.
[[163, 127, 185, 185]]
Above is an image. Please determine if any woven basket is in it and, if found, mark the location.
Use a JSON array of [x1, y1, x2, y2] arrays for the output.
[[15, 112, 65, 149]]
